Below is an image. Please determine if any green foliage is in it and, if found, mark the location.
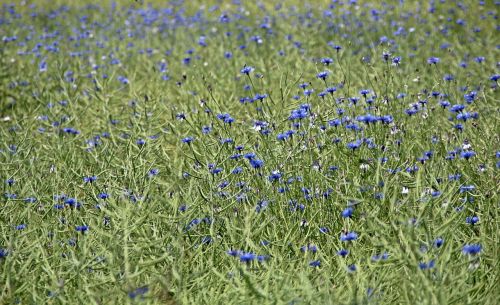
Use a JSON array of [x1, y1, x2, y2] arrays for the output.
[[0, 1, 499, 304]]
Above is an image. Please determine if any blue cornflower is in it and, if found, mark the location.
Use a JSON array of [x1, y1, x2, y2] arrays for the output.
[[201, 126, 212, 134], [347, 264, 357, 272], [210, 167, 223, 175], [24, 197, 37, 203], [341, 207, 354, 218], [239, 252, 256, 263], [419, 260, 436, 270], [466, 216, 479, 225], [117, 76, 129, 84], [257, 255, 268, 263], [181, 137, 194, 144], [443, 74, 454, 81], [240, 66, 254, 75], [226, 249, 242, 257], [372, 252, 389, 261], [254, 93, 268, 101], [98, 193, 109, 199], [427, 57, 440, 64], [359, 89, 370, 96], [277, 133, 288, 141], [39, 59, 47, 72], [268, 170, 282, 182], [148, 168, 159, 177], [431, 191, 441, 197], [337, 249, 349, 257], [459, 185, 475, 193], [460, 151, 476, 160], [321, 57, 333, 65], [128, 286, 148, 299], [347, 140, 362, 151], [232, 167, 243, 174], [304, 89, 314, 96], [450, 104, 465, 113], [309, 260, 321, 267], [15, 224, 27, 230], [317, 71, 329, 80], [0, 248, 7, 258], [76, 225, 89, 233], [83, 176, 97, 183], [249, 159, 264, 169], [434, 238, 444, 248], [136, 138, 146, 146], [462, 244, 481, 255], [340, 231, 358, 242]]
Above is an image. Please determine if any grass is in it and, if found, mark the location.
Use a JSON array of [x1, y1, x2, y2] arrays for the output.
[[0, 0, 499, 304]]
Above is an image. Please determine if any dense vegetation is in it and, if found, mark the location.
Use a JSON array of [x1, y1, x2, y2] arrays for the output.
[[0, 1, 499, 304]]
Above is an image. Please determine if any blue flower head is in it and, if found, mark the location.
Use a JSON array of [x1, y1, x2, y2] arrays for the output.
[[341, 231, 358, 242], [240, 66, 254, 75], [462, 244, 481, 255]]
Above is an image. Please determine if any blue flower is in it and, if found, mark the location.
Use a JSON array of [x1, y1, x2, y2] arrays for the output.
[[340, 231, 358, 242], [347, 140, 362, 151], [321, 57, 333, 65], [268, 170, 281, 182], [317, 71, 329, 80], [98, 193, 109, 199], [39, 59, 47, 72], [24, 197, 37, 203], [76, 225, 89, 233], [117, 76, 129, 84], [239, 252, 256, 263], [128, 286, 148, 299], [83, 176, 97, 183], [460, 151, 476, 160], [337, 249, 349, 257], [450, 104, 465, 113], [309, 260, 321, 267], [427, 57, 440, 64], [341, 207, 354, 218], [15, 224, 27, 230], [347, 264, 357, 272], [181, 137, 194, 144], [148, 168, 160, 177], [466, 216, 479, 225], [419, 260, 435, 270], [240, 66, 254, 75], [249, 159, 264, 169], [372, 252, 389, 261], [434, 238, 444, 248], [462, 244, 481, 255], [459, 185, 475, 193]]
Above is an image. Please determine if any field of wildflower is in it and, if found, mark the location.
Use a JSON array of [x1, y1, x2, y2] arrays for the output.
[[1, 0, 499, 304]]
